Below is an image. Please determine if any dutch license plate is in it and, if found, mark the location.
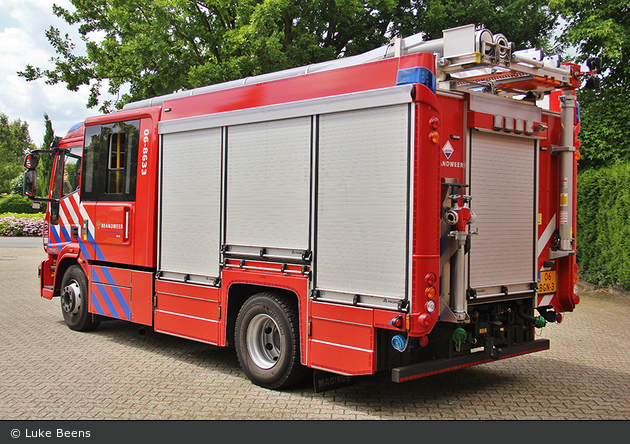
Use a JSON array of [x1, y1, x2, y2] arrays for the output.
[[538, 270, 557, 294]]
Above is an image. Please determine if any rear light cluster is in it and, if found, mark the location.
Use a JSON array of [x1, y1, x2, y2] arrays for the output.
[[429, 116, 440, 145], [418, 314, 432, 328], [421, 272, 438, 326]]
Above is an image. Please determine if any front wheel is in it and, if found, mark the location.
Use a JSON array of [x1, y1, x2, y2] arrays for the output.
[[235, 292, 308, 390], [60, 265, 100, 332]]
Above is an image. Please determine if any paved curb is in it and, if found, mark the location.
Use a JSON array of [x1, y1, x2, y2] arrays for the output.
[[0, 236, 43, 248]]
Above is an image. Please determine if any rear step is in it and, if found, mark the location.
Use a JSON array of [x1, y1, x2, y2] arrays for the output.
[[392, 339, 550, 383]]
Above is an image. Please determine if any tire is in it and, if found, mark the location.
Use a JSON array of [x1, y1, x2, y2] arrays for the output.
[[60, 265, 100, 332], [235, 292, 308, 390]]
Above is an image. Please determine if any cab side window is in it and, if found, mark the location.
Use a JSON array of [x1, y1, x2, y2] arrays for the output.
[[81, 120, 140, 202]]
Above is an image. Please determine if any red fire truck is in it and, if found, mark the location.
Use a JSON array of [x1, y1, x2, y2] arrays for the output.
[[24, 24, 595, 391]]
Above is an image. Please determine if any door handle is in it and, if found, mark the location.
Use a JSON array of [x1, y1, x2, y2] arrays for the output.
[[124, 207, 130, 242]]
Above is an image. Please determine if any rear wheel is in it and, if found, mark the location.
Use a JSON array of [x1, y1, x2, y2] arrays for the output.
[[235, 292, 308, 389], [60, 265, 100, 332]]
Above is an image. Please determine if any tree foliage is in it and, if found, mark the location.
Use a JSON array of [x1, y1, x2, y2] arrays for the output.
[[574, 87, 630, 170], [37, 113, 56, 197], [552, 0, 630, 86], [552, 0, 630, 170], [576, 162, 630, 288], [0, 114, 36, 195], [20, 0, 557, 112], [551, 1, 630, 286], [395, 0, 557, 50]]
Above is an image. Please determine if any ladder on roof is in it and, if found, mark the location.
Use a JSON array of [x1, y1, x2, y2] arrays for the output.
[[390, 24, 577, 97]]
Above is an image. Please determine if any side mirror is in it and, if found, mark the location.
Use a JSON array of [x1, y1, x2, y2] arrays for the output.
[[585, 76, 601, 90], [24, 152, 40, 170], [52, 136, 62, 149], [587, 57, 603, 73], [23, 170, 37, 198]]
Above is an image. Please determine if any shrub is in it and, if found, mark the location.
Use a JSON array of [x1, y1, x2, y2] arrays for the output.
[[0, 215, 44, 237], [0, 194, 44, 214], [10, 174, 23, 195], [577, 162, 630, 289]]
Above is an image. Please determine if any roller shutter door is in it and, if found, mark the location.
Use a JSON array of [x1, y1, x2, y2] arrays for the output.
[[468, 131, 536, 297]]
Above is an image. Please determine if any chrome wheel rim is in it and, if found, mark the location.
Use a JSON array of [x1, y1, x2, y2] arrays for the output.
[[246, 314, 281, 369], [61, 280, 82, 315]]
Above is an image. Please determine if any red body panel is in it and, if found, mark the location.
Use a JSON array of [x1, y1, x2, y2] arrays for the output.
[[438, 95, 466, 182], [536, 105, 579, 313], [88, 265, 153, 326], [308, 302, 375, 375], [161, 53, 435, 122], [130, 270, 154, 325], [154, 280, 221, 344], [410, 94, 442, 337]]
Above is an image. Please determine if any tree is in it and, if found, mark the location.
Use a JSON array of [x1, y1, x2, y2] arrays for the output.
[[551, 0, 630, 170], [573, 87, 630, 170], [20, 0, 557, 113], [0, 113, 36, 195], [37, 113, 56, 197], [394, 0, 557, 50]]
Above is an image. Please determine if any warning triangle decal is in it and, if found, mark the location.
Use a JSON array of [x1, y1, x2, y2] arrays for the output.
[[442, 141, 454, 160]]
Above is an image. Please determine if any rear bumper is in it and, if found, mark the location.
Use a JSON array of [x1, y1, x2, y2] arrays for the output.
[[392, 338, 550, 383]]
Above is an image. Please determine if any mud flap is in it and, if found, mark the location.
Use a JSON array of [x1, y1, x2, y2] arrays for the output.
[[313, 370, 354, 393]]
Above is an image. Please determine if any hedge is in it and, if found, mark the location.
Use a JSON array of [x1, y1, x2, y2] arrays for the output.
[[577, 162, 630, 288], [0, 194, 45, 214]]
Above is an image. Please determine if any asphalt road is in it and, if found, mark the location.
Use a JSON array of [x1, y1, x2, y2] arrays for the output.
[[1, 239, 629, 420]]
